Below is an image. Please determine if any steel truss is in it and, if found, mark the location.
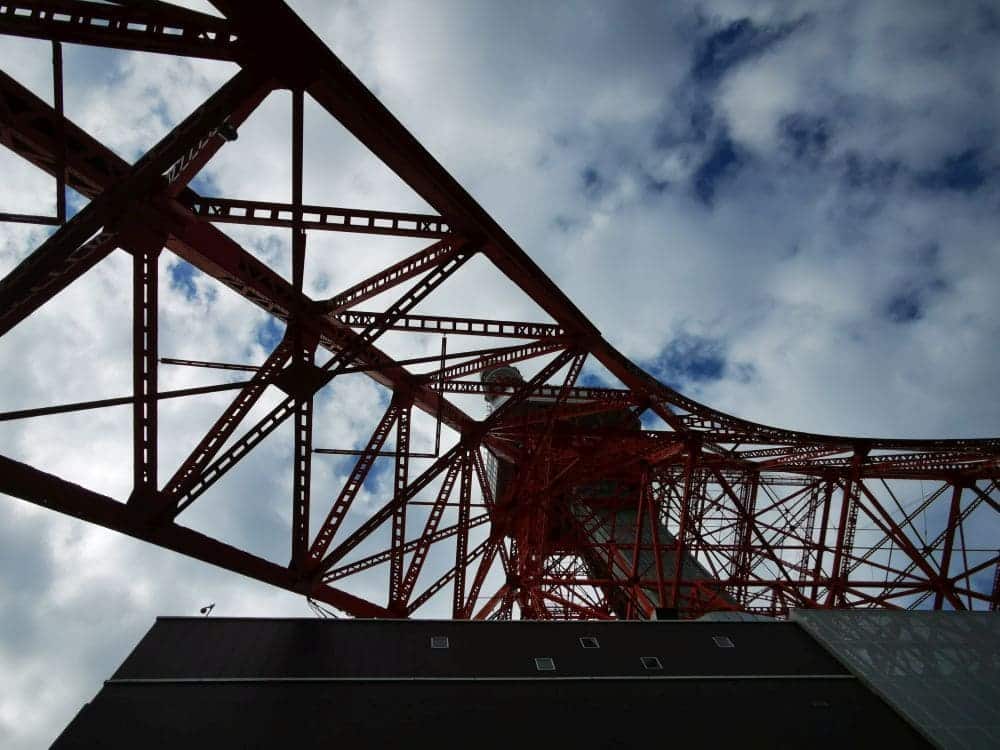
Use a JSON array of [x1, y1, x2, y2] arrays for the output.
[[1, 1, 998, 620]]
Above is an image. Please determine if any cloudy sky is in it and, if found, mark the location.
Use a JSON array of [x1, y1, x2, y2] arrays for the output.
[[2, 0, 999, 746]]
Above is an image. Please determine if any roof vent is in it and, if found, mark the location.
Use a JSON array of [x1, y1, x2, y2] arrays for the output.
[[534, 657, 556, 672], [579, 636, 600, 649], [713, 635, 735, 648], [640, 656, 663, 670], [430, 636, 450, 649]]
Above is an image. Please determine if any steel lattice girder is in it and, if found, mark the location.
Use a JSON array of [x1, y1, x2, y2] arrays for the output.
[[0, 1, 998, 621]]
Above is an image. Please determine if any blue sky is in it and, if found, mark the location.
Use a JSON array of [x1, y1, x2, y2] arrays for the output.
[[1, 1, 999, 746]]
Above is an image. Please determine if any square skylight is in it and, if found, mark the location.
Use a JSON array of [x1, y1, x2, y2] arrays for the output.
[[534, 657, 556, 672], [640, 656, 663, 670]]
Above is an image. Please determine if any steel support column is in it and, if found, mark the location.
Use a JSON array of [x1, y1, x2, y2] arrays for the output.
[[452, 452, 473, 618], [388, 399, 412, 610], [934, 482, 963, 609], [129, 242, 160, 502]]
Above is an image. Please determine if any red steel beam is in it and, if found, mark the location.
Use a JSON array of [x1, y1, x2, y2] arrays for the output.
[[325, 511, 489, 584], [0, 211, 61, 225], [398, 457, 462, 603], [0, 66, 271, 336], [184, 196, 451, 239], [498, 352, 587, 519], [0, 0, 996, 623], [335, 310, 564, 339], [317, 444, 464, 575], [935, 483, 964, 609], [852, 481, 965, 610], [321, 238, 460, 313], [159, 357, 259, 373], [210, 1, 600, 332], [0, 70, 122, 198], [161, 244, 476, 513], [0, 380, 250, 421], [435, 379, 635, 404], [306, 399, 400, 569], [127, 241, 161, 503], [212, 1, 914, 451], [669, 448, 698, 608], [472, 583, 510, 621], [3, 57, 995, 458], [388, 400, 412, 610], [157, 336, 293, 515], [3, 15, 998, 457], [408, 537, 490, 616], [421, 339, 569, 383], [711, 469, 812, 608], [163, 207, 478, 435], [452, 452, 473, 617], [0, 0, 242, 60], [461, 540, 499, 619], [0, 453, 391, 617], [289, 331, 317, 570]]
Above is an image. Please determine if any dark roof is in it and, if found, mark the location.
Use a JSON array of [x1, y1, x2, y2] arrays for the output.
[[112, 617, 847, 680], [54, 618, 930, 749]]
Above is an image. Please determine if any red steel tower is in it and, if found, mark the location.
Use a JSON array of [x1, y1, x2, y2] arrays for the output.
[[1, 1, 998, 621]]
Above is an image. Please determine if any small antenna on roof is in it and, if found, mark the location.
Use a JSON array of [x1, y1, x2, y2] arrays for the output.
[[199, 603, 215, 616]]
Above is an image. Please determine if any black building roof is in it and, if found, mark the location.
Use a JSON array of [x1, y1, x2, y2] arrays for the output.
[[113, 617, 846, 680], [54, 617, 929, 749]]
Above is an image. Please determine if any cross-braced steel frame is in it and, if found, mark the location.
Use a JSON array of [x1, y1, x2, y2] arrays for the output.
[[1, 0, 998, 620]]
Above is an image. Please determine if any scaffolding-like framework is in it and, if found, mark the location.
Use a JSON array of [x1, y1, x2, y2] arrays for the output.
[[1, 1, 998, 620]]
